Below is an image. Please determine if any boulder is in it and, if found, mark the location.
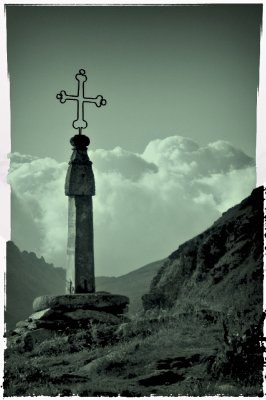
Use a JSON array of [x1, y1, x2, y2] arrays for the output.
[[8, 328, 55, 352], [78, 356, 106, 375], [13, 321, 37, 332], [33, 293, 129, 314], [22, 328, 55, 351]]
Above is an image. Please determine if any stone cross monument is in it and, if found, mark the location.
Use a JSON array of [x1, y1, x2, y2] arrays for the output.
[[12, 69, 129, 344], [56, 69, 106, 294]]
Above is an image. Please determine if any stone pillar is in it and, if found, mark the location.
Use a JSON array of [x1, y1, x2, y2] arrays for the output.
[[65, 134, 95, 294]]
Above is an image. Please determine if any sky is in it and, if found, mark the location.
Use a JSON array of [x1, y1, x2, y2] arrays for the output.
[[6, 5, 261, 159], [5, 4, 263, 276]]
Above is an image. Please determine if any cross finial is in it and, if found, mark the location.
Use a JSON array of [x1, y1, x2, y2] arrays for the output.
[[56, 69, 106, 134]]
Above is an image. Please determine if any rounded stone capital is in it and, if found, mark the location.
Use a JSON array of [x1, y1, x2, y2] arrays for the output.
[[70, 134, 90, 150]]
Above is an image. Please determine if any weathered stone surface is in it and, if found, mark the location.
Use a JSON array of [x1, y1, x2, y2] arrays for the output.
[[14, 320, 37, 331], [27, 321, 38, 330], [31, 319, 69, 330], [33, 293, 129, 313], [65, 144, 95, 196], [15, 320, 30, 329], [63, 309, 122, 325], [138, 370, 185, 386], [12, 326, 28, 336], [8, 328, 55, 352], [66, 195, 95, 294], [78, 347, 129, 376], [65, 138, 95, 295], [79, 357, 105, 375], [28, 308, 60, 321]]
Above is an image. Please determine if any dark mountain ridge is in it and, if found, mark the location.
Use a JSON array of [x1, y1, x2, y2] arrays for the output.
[[6, 242, 66, 330]]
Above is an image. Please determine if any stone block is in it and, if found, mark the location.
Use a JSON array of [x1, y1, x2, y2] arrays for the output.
[[33, 293, 129, 314], [35, 319, 69, 330], [12, 326, 28, 336], [28, 308, 60, 321], [27, 321, 38, 330], [63, 309, 122, 325], [15, 320, 30, 329]]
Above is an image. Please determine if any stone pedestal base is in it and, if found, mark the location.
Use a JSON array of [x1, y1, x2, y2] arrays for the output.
[[9, 292, 129, 352], [33, 292, 129, 315]]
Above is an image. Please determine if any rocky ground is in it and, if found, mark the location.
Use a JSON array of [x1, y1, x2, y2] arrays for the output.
[[4, 308, 264, 396]]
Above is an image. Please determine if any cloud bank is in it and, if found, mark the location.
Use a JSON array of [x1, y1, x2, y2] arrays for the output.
[[8, 136, 255, 276]]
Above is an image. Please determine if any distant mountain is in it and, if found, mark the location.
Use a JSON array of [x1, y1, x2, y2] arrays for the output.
[[5, 242, 66, 331], [96, 259, 165, 315], [143, 186, 263, 324], [5, 242, 164, 330]]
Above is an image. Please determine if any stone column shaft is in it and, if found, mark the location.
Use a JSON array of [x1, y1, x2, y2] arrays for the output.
[[65, 134, 95, 294]]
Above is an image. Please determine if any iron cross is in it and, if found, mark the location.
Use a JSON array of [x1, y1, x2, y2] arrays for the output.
[[56, 69, 106, 133]]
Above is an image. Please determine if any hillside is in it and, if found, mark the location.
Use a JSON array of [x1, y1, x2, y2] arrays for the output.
[[143, 186, 263, 324], [6, 242, 163, 330]]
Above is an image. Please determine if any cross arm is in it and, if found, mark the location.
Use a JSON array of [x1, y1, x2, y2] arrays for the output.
[[56, 90, 78, 104], [84, 95, 107, 108]]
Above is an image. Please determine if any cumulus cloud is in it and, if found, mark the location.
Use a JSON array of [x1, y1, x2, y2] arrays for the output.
[[8, 153, 68, 265], [92, 147, 158, 180], [8, 136, 256, 276], [143, 136, 253, 177]]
